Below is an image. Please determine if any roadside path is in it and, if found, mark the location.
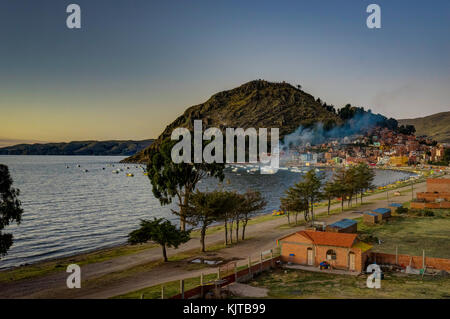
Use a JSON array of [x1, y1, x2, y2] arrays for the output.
[[0, 180, 427, 298]]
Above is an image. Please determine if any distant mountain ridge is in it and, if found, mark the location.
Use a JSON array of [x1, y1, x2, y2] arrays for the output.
[[0, 139, 154, 156], [399, 111, 450, 143], [121, 80, 343, 163]]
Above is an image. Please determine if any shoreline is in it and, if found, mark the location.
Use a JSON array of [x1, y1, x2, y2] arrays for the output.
[[0, 169, 439, 276], [0, 177, 442, 298]]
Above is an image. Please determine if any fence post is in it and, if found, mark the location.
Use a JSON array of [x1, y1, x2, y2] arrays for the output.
[[217, 267, 220, 280], [260, 252, 263, 273], [180, 279, 185, 299], [271, 249, 274, 268], [422, 250, 425, 269], [395, 246, 398, 265], [200, 273, 204, 297], [161, 285, 164, 300]]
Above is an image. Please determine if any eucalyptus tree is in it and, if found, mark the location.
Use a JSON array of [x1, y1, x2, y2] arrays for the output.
[[344, 166, 358, 207], [303, 169, 323, 221], [354, 163, 375, 203], [332, 168, 350, 212], [146, 138, 224, 231], [238, 190, 266, 240], [128, 218, 190, 262], [323, 181, 340, 215], [0, 164, 23, 257], [181, 190, 237, 251], [281, 178, 311, 222]]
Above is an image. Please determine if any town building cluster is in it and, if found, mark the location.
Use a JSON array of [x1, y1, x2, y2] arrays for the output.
[[282, 127, 448, 167]]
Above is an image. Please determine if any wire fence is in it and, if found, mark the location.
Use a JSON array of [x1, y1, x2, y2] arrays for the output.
[[165, 247, 281, 299]]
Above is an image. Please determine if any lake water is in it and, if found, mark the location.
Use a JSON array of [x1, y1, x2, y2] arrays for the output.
[[0, 155, 414, 269]]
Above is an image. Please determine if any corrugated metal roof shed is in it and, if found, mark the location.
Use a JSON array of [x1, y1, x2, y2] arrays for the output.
[[389, 203, 402, 207], [328, 218, 357, 229], [372, 208, 391, 215], [363, 212, 377, 216]]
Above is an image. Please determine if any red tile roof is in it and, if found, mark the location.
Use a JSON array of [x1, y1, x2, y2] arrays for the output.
[[298, 230, 357, 248]]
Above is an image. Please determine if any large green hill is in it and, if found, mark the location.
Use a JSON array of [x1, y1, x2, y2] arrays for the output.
[[121, 80, 341, 163]]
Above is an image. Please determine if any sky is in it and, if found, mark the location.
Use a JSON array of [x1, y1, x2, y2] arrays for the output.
[[0, 0, 449, 144]]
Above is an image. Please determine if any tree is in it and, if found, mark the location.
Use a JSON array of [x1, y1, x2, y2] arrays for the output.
[[303, 169, 323, 221], [397, 124, 416, 135], [338, 104, 355, 120], [280, 174, 313, 223], [332, 168, 350, 212], [128, 218, 190, 262], [146, 138, 224, 231], [280, 187, 308, 224], [323, 181, 339, 215], [0, 164, 23, 257], [238, 190, 266, 240], [354, 163, 375, 203], [182, 190, 236, 251], [344, 167, 358, 207]]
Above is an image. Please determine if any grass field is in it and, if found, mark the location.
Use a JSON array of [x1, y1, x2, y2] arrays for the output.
[[356, 209, 450, 258], [113, 273, 218, 299], [248, 268, 450, 299], [0, 242, 158, 282]]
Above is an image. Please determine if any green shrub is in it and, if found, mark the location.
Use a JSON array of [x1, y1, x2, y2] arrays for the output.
[[423, 210, 435, 217], [396, 207, 408, 214]]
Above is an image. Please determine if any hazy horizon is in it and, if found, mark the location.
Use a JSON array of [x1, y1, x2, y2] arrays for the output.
[[1, 98, 449, 147], [1, 0, 449, 143]]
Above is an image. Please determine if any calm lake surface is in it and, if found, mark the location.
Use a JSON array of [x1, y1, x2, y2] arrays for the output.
[[0, 155, 414, 269]]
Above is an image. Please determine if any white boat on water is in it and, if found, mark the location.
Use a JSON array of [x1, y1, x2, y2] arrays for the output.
[[260, 166, 277, 174], [290, 167, 302, 173]]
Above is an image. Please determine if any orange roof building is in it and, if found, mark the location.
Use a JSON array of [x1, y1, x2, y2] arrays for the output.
[[277, 230, 372, 273]]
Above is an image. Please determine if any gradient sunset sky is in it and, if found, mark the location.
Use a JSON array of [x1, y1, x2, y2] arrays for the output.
[[1, 0, 449, 144]]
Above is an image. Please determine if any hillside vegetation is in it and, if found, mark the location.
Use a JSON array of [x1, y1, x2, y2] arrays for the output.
[[0, 139, 154, 156], [399, 111, 450, 143], [122, 80, 342, 163]]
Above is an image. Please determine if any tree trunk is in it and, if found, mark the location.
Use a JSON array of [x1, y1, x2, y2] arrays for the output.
[[224, 219, 228, 245], [229, 220, 233, 244], [242, 220, 248, 240], [341, 198, 344, 212], [162, 244, 168, 262], [179, 191, 189, 231], [180, 216, 186, 231], [200, 227, 206, 252], [327, 198, 331, 215], [235, 219, 239, 243]]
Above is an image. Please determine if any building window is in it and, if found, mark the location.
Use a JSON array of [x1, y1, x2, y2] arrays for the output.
[[326, 249, 336, 260]]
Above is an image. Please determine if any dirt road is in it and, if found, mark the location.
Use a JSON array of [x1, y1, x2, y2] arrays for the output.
[[0, 180, 427, 299]]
